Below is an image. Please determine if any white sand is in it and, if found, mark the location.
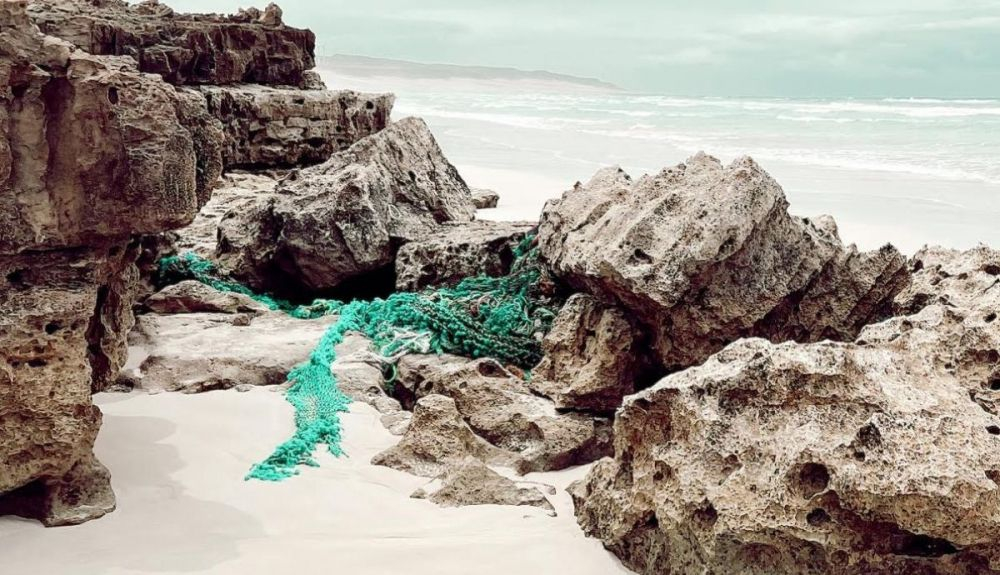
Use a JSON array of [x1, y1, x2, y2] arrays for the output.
[[0, 389, 629, 575]]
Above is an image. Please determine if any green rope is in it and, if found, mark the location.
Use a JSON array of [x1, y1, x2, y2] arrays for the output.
[[156, 236, 557, 481]]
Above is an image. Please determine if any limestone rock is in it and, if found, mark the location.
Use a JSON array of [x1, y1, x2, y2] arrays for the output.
[[330, 332, 410, 434], [471, 188, 500, 209], [1, 3, 219, 525], [87, 243, 142, 393], [394, 220, 535, 291], [530, 293, 651, 412], [895, 244, 1000, 315], [195, 85, 394, 169], [301, 70, 327, 90], [28, 0, 317, 87], [371, 395, 516, 478], [394, 354, 613, 474], [143, 280, 269, 315], [1, 21, 216, 252], [571, 327, 1000, 574], [0, 453, 115, 527], [217, 117, 475, 296], [175, 172, 277, 257], [411, 457, 556, 516], [125, 311, 335, 393], [538, 155, 909, 372]]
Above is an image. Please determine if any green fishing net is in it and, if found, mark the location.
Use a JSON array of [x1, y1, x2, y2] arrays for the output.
[[156, 237, 557, 481]]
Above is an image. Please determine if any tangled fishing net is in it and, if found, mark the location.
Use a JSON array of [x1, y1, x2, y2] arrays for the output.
[[156, 236, 558, 481]]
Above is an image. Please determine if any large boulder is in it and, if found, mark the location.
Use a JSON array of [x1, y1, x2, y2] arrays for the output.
[[27, 0, 316, 87], [538, 155, 909, 372], [394, 220, 535, 291], [195, 85, 394, 169], [0, 1, 219, 525], [394, 354, 613, 474], [529, 293, 652, 412], [571, 307, 1000, 574], [217, 117, 475, 297]]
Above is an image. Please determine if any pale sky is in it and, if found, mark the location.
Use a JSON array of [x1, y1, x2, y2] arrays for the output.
[[166, 0, 1000, 96]]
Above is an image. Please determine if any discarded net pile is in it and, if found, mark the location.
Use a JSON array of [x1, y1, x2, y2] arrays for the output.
[[156, 237, 558, 480]]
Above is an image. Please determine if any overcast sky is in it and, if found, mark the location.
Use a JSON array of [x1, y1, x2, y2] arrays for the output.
[[166, 0, 1000, 97]]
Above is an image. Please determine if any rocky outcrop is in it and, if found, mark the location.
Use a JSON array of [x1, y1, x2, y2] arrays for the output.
[[394, 354, 613, 474], [196, 85, 394, 169], [143, 280, 268, 315], [123, 310, 335, 393], [895, 245, 1000, 315], [217, 117, 475, 297], [27, 0, 316, 87], [529, 294, 652, 412], [471, 188, 500, 209], [372, 394, 517, 478], [411, 457, 556, 516], [539, 155, 909, 372], [394, 220, 535, 291], [1, 1, 219, 525], [571, 258, 1000, 575]]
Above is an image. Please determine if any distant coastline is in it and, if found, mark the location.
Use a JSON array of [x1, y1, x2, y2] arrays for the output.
[[319, 54, 623, 93]]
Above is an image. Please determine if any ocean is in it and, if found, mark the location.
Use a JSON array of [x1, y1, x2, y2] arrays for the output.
[[321, 66, 1000, 254]]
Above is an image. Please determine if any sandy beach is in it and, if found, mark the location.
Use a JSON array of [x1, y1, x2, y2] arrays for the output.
[[0, 389, 628, 575]]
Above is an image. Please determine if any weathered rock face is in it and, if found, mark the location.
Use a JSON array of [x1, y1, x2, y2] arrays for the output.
[[217, 117, 476, 297], [196, 85, 394, 169], [895, 245, 1000, 315], [394, 220, 535, 291], [411, 457, 556, 516], [538, 156, 909, 372], [124, 310, 335, 393], [471, 188, 500, 209], [571, 308, 1000, 574], [173, 172, 277, 258], [1, 2, 219, 525], [530, 293, 651, 412], [394, 354, 613, 474], [27, 0, 316, 87], [143, 280, 268, 315], [1, 27, 216, 251], [371, 394, 517, 478]]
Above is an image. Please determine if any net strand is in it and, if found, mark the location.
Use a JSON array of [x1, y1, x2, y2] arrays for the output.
[[156, 236, 555, 481]]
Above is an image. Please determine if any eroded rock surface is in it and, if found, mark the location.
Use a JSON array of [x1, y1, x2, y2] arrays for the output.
[[411, 457, 556, 516], [28, 0, 316, 87], [394, 220, 535, 291], [143, 280, 268, 315], [572, 315, 1000, 574], [394, 354, 613, 474], [124, 311, 335, 393], [538, 156, 909, 372], [471, 188, 500, 209], [895, 244, 1000, 315], [217, 117, 475, 297], [1, 1, 218, 526], [530, 293, 651, 412], [371, 394, 516, 478], [196, 85, 393, 169]]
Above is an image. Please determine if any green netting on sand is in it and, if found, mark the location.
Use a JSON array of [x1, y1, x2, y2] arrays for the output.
[[156, 237, 556, 481]]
